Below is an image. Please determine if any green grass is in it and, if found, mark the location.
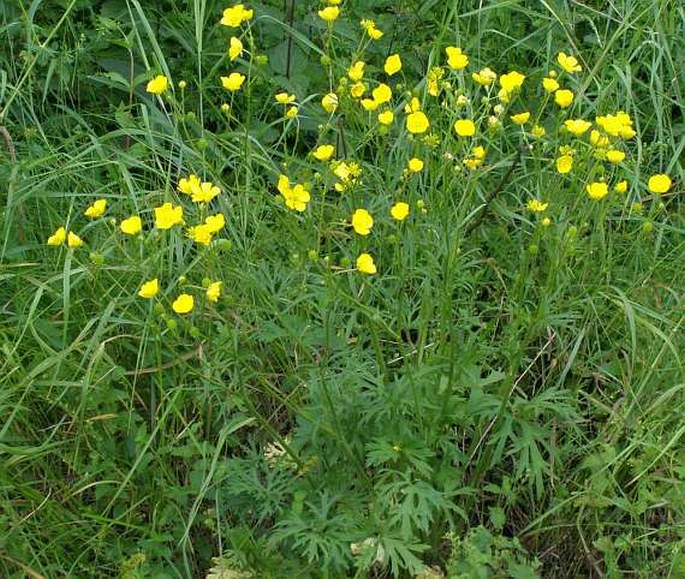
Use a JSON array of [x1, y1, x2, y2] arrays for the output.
[[1, 0, 684, 577]]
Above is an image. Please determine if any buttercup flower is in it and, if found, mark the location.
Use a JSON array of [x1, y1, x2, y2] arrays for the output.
[[204, 213, 226, 233], [527, 199, 549, 212], [372, 84, 392, 105], [178, 174, 201, 195], [390, 202, 409, 221], [120, 216, 142, 235], [206, 281, 222, 302], [351, 209, 373, 236], [557, 51, 582, 73], [356, 253, 376, 274], [510, 111, 530, 125], [67, 231, 84, 248], [472, 67, 497, 86], [384, 54, 402, 75], [318, 6, 339, 22], [606, 149, 626, 164], [648, 174, 671, 194], [615, 180, 628, 193], [542, 77, 559, 92], [191, 181, 221, 203], [554, 89, 574, 108], [377, 110, 394, 125], [348, 61, 365, 82], [407, 158, 424, 172], [220, 4, 253, 27], [187, 224, 213, 245], [532, 125, 546, 138], [321, 92, 338, 113], [556, 154, 573, 174], [586, 181, 609, 200], [361, 98, 379, 111], [361, 19, 383, 39], [427, 66, 445, 96], [454, 118, 476, 137], [499, 70, 525, 93], [138, 278, 159, 299], [285, 105, 298, 119], [221, 72, 245, 91], [85, 199, 107, 219], [564, 119, 592, 135], [275, 92, 296, 104], [445, 46, 468, 70], [350, 82, 366, 98], [146, 75, 169, 95], [154, 203, 184, 229], [172, 293, 194, 314], [47, 226, 67, 246], [229, 37, 243, 61], [313, 144, 335, 161]]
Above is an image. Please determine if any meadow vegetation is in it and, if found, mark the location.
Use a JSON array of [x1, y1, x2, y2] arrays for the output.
[[1, 0, 684, 577]]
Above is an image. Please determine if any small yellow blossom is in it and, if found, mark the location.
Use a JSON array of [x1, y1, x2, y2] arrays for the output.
[[554, 89, 574, 108], [564, 119, 592, 135], [351, 209, 373, 235], [384, 54, 402, 76], [206, 281, 222, 303], [445, 46, 468, 70], [204, 213, 225, 233], [187, 224, 213, 245], [586, 181, 609, 200], [361, 19, 383, 39], [318, 6, 339, 22], [647, 174, 671, 194], [146, 75, 169, 95], [84, 199, 107, 219], [372, 83, 392, 104], [191, 181, 221, 203], [499, 70, 525, 93], [590, 130, 609, 148], [348, 61, 365, 82], [120, 216, 142, 235], [154, 202, 184, 229], [377, 110, 394, 125], [321, 92, 338, 113], [427, 66, 445, 96], [406, 111, 429, 134], [527, 199, 549, 212], [556, 154, 573, 174], [510, 111, 530, 125], [178, 174, 201, 195], [606, 149, 626, 164], [47, 226, 67, 246], [541, 217, 552, 227], [285, 105, 298, 119], [361, 98, 379, 111], [390, 202, 409, 221], [313, 144, 335, 161], [454, 118, 476, 137], [229, 37, 243, 61], [138, 278, 159, 299], [356, 253, 377, 275], [67, 231, 84, 248], [221, 72, 245, 91], [472, 67, 497, 86], [172, 293, 194, 314], [532, 125, 546, 138], [350, 82, 366, 98], [408, 157, 424, 172], [220, 4, 253, 27], [615, 180, 628, 193], [557, 51, 582, 73], [542, 77, 559, 92], [275, 92, 296, 104]]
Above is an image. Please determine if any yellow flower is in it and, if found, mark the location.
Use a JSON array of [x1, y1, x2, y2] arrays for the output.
[[445, 46, 468, 70], [384, 54, 402, 75], [187, 224, 213, 245], [318, 6, 339, 22], [557, 51, 582, 73], [351, 208, 373, 235], [154, 202, 184, 229], [647, 174, 671, 194], [589, 130, 609, 148], [178, 174, 201, 195], [556, 154, 573, 174], [321, 92, 338, 113], [285, 105, 298, 119], [510, 111, 530, 125], [350, 82, 366, 98], [586, 181, 609, 200], [473, 146, 486, 159], [204, 213, 225, 233], [377, 110, 394, 125], [427, 66, 445, 96], [361, 98, 379, 111], [206, 281, 222, 302], [84, 199, 107, 219], [348, 61, 365, 82], [615, 180, 628, 193], [120, 215, 142, 235], [541, 217, 552, 227], [564, 119, 592, 135], [67, 231, 84, 248], [220, 4, 253, 27], [406, 111, 429, 134], [172, 293, 194, 314], [146, 75, 169, 95], [532, 125, 546, 138], [275, 92, 295, 104], [499, 70, 525, 93], [526, 199, 549, 212], [138, 278, 159, 299], [47, 226, 67, 246], [408, 157, 424, 172], [542, 77, 559, 92], [606, 149, 626, 164], [313, 144, 335, 161], [372, 83, 392, 104], [221, 72, 245, 91], [356, 253, 376, 274], [472, 67, 497, 86], [229, 37, 243, 61], [454, 118, 476, 137], [554, 89, 574, 108], [361, 19, 383, 39], [279, 179, 310, 212], [390, 202, 409, 221], [191, 181, 221, 203]]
